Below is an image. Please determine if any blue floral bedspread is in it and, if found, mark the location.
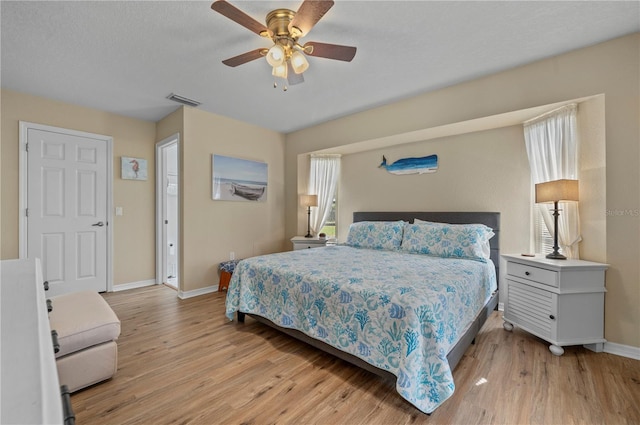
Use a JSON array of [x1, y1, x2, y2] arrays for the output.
[[225, 245, 497, 413]]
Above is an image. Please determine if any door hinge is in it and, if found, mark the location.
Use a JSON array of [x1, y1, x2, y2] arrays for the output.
[[25, 208, 29, 217], [25, 142, 29, 152]]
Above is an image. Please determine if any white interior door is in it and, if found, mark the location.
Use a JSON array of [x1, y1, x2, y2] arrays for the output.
[[164, 143, 179, 288], [155, 134, 179, 291], [23, 123, 111, 296]]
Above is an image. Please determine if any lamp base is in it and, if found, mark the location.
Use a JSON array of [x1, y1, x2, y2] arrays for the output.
[[305, 206, 313, 238], [546, 252, 567, 260], [547, 201, 566, 260]]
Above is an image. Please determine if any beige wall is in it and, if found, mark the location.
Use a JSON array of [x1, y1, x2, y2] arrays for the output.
[[177, 107, 285, 293], [0, 93, 286, 295], [338, 126, 531, 255], [578, 96, 607, 262], [285, 34, 639, 348], [0, 89, 157, 286]]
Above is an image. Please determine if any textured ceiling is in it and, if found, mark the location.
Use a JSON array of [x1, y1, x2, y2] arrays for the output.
[[2, 1, 638, 133]]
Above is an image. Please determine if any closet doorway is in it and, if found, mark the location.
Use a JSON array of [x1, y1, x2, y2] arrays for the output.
[[156, 135, 180, 290]]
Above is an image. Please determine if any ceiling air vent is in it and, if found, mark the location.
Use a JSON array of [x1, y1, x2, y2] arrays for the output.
[[167, 93, 201, 108]]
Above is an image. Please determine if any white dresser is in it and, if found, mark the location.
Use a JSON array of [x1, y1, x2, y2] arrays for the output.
[[502, 254, 608, 356], [291, 236, 327, 250], [1, 258, 73, 424]]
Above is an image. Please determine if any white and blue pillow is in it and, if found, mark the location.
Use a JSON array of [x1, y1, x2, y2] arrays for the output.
[[345, 221, 405, 251], [401, 220, 494, 261]]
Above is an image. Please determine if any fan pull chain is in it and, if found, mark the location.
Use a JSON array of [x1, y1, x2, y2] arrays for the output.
[[273, 80, 288, 91]]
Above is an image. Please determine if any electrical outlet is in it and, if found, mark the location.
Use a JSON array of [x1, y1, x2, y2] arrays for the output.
[[230, 251, 235, 260], [115, 207, 123, 216]]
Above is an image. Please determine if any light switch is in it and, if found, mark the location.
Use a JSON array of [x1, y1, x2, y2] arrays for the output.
[[115, 207, 123, 216]]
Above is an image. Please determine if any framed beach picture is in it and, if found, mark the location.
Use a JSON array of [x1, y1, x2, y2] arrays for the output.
[[121, 156, 148, 181], [212, 154, 268, 202]]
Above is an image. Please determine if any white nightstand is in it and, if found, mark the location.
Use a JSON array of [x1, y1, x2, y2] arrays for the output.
[[502, 254, 608, 356], [291, 236, 327, 250]]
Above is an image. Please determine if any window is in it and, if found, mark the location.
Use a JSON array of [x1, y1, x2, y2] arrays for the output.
[[308, 154, 340, 238], [534, 204, 555, 255], [319, 197, 337, 238], [524, 104, 581, 259]]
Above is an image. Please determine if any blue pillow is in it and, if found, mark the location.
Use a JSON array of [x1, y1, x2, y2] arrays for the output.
[[345, 221, 405, 251]]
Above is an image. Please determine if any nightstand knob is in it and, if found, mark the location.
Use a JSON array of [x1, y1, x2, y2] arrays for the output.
[[525, 271, 530, 276], [549, 314, 556, 320]]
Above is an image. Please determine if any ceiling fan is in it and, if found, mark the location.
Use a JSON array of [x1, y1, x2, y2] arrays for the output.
[[211, 0, 357, 89]]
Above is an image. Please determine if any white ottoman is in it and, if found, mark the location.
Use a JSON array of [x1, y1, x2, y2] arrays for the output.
[[49, 291, 120, 392]]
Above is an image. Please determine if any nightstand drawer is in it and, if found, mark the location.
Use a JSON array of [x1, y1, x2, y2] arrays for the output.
[[294, 243, 321, 250], [507, 262, 558, 287], [291, 237, 327, 250]]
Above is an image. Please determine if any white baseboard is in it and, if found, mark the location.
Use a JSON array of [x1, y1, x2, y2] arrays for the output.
[[112, 280, 219, 298], [112, 279, 157, 292], [604, 341, 640, 360], [178, 285, 218, 299]]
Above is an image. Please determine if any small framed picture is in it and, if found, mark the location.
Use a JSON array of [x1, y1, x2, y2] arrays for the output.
[[121, 156, 147, 181]]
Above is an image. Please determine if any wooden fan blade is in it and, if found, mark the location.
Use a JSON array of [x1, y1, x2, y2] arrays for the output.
[[211, 0, 270, 37], [287, 63, 305, 86], [222, 48, 266, 67], [303, 42, 357, 62], [289, 0, 334, 36]]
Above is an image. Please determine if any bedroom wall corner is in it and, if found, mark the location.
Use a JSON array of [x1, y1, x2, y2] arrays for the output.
[[577, 95, 606, 263], [0, 89, 157, 288], [295, 153, 311, 238], [179, 107, 286, 293]]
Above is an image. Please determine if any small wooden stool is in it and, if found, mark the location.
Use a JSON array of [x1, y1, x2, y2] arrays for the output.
[[218, 260, 240, 291]]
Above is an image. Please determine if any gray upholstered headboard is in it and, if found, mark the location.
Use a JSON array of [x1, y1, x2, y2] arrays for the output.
[[353, 211, 500, 285]]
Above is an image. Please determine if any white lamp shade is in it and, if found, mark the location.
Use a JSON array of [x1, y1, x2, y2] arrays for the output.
[[272, 63, 288, 78], [535, 179, 579, 203], [300, 194, 318, 207], [290, 51, 309, 74], [266, 44, 285, 67]]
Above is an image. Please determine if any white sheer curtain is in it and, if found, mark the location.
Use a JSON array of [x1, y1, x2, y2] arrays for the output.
[[308, 154, 340, 235], [524, 104, 581, 259]]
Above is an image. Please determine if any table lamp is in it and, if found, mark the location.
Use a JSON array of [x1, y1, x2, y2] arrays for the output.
[[300, 194, 318, 238], [535, 179, 579, 260]]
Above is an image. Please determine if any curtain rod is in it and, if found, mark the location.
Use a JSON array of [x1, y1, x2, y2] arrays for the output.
[[524, 103, 577, 126], [310, 153, 342, 158]]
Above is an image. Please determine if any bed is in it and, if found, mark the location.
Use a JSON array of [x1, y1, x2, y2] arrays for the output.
[[225, 211, 500, 414]]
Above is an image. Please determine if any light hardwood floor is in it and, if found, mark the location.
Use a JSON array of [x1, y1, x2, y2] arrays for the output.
[[72, 285, 640, 424]]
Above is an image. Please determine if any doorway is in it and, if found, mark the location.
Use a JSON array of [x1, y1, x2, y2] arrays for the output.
[[156, 135, 180, 290], [19, 121, 113, 296]]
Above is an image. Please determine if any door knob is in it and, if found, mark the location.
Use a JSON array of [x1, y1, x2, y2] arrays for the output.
[[92, 221, 104, 227]]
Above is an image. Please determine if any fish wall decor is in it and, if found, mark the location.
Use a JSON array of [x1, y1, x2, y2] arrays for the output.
[[379, 154, 438, 175]]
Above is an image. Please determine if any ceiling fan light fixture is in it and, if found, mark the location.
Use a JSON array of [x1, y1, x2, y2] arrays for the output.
[[272, 63, 288, 79], [266, 44, 285, 67], [290, 50, 309, 74], [212, 0, 357, 89]]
